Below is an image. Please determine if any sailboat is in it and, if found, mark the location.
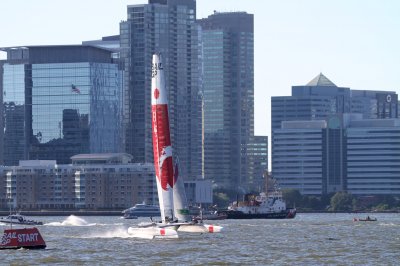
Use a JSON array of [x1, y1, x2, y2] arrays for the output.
[[127, 54, 223, 239]]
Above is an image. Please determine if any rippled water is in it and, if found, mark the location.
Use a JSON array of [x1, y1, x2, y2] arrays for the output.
[[1, 213, 399, 265]]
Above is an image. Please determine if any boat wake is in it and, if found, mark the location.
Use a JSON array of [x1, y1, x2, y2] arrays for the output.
[[45, 215, 96, 226], [84, 227, 133, 239], [379, 222, 400, 227]]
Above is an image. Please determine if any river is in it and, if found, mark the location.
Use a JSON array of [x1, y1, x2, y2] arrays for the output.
[[1, 213, 399, 265]]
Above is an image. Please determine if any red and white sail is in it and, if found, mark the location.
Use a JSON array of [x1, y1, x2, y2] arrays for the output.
[[127, 53, 223, 238], [151, 53, 175, 223], [173, 159, 191, 222]]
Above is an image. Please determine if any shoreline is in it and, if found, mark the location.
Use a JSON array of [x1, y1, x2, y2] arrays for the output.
[[0, 210, 123, 216], [297, 210, 399, 213], [0, 210, 398, 216]]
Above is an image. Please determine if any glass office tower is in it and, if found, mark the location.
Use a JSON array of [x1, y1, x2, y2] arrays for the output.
[[199, 12, 264, 192], [0, 46, 123, 165], [120, 0, 202, 180], [1, 63, 26, 165]]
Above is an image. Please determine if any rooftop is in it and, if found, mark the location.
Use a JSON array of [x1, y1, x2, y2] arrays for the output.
[[306, 73, 337, 87], [71, 153, 133, 165], [71, 153, 133, 161]]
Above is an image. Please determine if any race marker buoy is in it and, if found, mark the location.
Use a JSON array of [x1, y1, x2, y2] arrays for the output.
[[0, 227, 46, 250]]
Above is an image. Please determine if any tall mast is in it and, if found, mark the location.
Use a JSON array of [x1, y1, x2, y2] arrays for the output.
[[151, 53, 175, 223]]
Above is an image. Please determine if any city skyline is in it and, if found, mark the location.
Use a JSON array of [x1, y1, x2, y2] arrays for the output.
[[1, 0, 399, 137]]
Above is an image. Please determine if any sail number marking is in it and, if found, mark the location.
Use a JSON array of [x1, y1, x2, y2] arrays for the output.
[[152, 63, 163, 78]]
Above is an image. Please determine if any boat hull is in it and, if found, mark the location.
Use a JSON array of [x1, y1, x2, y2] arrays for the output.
[[353, 218, 377, 222], [0, 244, 47, 250], [0, 220, 43, 226], [122, 212, 161, 217], [220, 209, 296, 219], [0, 214, 43, 226], [178, 223, 223, 233], [128, 226, 179, 239], [123, 214, 138, 219]]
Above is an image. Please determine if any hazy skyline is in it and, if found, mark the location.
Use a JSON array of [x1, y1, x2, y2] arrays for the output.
[[1, 0, 399, 136]]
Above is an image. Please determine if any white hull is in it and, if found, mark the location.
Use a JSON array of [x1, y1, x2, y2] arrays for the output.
[[178, 224, 223, 233], [128, 221, 222, 239], [0, 215, 43, 226], [127, 226, 178, 239]]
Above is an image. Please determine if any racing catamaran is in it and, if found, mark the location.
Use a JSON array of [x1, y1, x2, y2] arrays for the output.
[[127, 54, 222, 239]]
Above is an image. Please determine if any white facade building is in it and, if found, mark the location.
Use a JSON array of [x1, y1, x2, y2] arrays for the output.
[[1, 153, 214, 210]]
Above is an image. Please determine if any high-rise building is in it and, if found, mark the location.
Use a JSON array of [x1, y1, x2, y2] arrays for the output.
[[272, 74, 398, 191], [271, 73, 351, 132], [271, 74, 399, 195], [273, 119, 346, 195], [273, 121, 325, 195], [120, 0, 202, 180], [198, 12, 265, 192], [0, 46, 123, 165], [272, 117, 400, 196], [82, 35, 121, 52], [272, 73, 398, 132], [246, 136, 268, 192], [351, 90, 398, 119], [0, 166, 6, 207], [346, 119, 400, 195]]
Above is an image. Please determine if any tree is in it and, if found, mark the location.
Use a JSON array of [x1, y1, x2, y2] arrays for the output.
[[330, 191, 354, 211], [213, 192, 230, 208], [213, 188, 238, 208], [282, 188, 302, 208], [376, 195, 397, 207], [374, 203, 389, 211], [306, 196, 322, 210]]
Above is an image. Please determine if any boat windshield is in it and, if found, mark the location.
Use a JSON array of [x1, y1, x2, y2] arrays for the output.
[[6, 215, 24, 220]]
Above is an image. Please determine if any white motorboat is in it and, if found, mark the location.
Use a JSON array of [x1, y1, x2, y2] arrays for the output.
[[0, 214, 43, 226], [122, 203, 160, 217]]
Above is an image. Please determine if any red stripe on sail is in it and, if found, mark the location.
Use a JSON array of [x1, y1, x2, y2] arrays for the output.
[[152, 104, 175, 190]]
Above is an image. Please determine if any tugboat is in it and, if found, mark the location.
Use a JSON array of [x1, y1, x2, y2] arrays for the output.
[[219, 191, 296, 219]]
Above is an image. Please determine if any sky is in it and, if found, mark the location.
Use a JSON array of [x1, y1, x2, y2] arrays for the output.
[[1, 0, 400, 137]]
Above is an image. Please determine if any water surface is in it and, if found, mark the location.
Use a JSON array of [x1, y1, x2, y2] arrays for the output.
[[1, 213, 399, 265]]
